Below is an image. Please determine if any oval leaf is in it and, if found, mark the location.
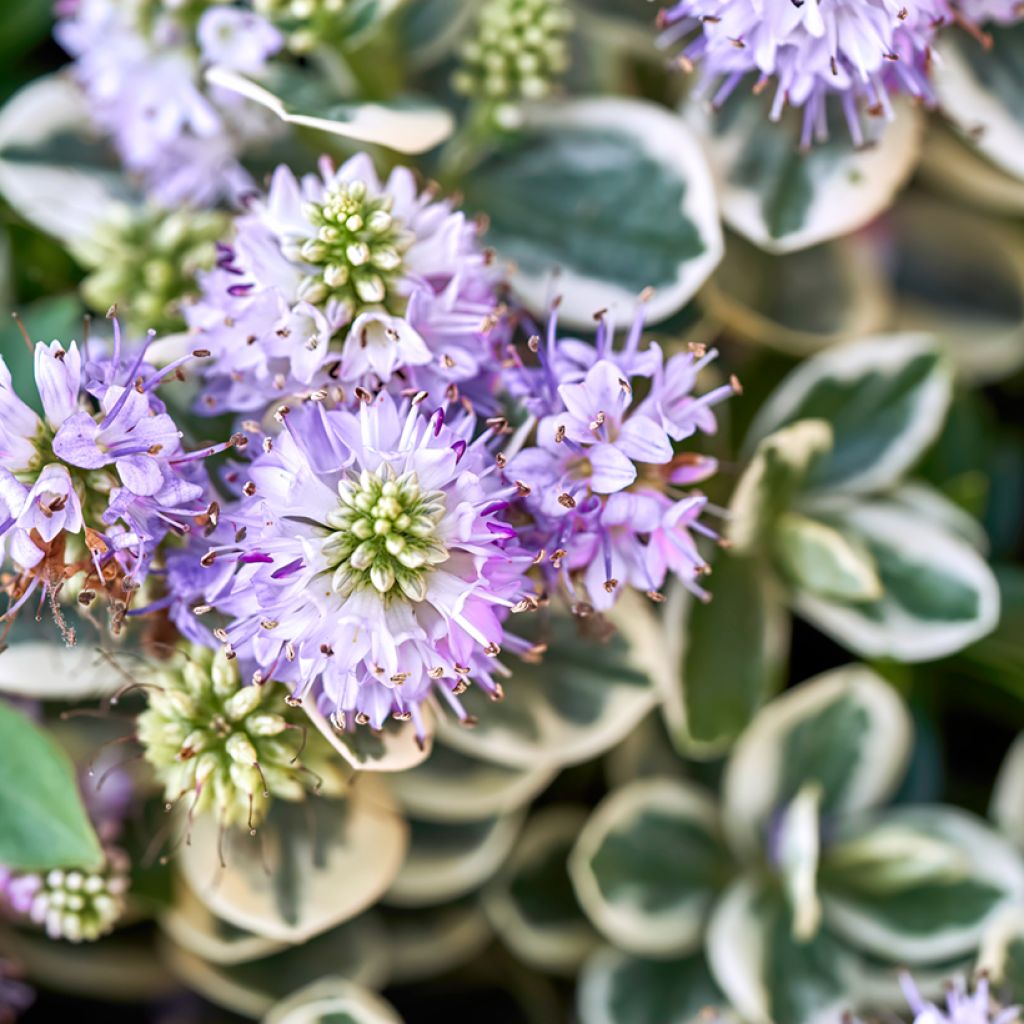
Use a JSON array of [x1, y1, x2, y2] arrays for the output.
[[935, 26, 1024, 183], [821, 806, 1024, 965], [484, 806, 599, 975], [570, 778, 727, 958], [384, 813, 523, 908], [206, 66, 454, 155], [266, 979, 403, 1024], [577, 946, 734, 1024], [435, 615, 656, 770], [794, 497, 1001, 662], [691, 93, 922, 253], [661, 553, 789, 756], [179, 780, 407, 944], [461, 97, 723, 330], [722, 664, 911, 861], [0, 74, 134, 250], [744, 334, 953, 495], [389, 741, 556, 823], [0, 702, 103, 872]]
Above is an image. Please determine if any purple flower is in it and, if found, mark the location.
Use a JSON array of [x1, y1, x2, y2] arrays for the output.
[[658, 0, 951, 146], [0, 328, 231, 628], [961, 0, 1024, 24], [189, 153, 507, 416], [55, 0, 283, 205], [197, 7, 283, 72], [897, 972, 1020, 1024], [195, 394, 532, 739], [507, 304, 732, 611]]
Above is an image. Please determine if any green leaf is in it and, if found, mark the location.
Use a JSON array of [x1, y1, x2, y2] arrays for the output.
[[460, 98, 722, 330], [0, 702, 103, 872], [395, 0, 475, 71], [691, 92, 923, 253], [661, 551, 789, 755], [265, 979, 404, 1024], [887, 197, 1024, 384], [205, 66, 454, 155], [729, 419, 834, 552], [177, 779, 407, 944], [794, 497, 1001, 661], [484, 806, 599, 975], [570, 778, 728, 958], [745, 334, 953, 495], [577, 947, 733, 1024], [935, 24, 1024, 183], [774, 513, 882, 602], [821, 806, 1024, 965], [706, 878, 861, 1024], [435, 614, 656, 770], [722, 665, 911, 861], [385, 813, 524, 908]]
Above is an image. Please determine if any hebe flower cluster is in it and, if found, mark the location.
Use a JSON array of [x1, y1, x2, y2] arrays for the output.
[[188, 153, 507, 417], [194, 394, 534, 739], [0, 852, 130, 944], [0, 325, 233, 634], [506, 305, 736, 613], [658, 0, 952, 146], [55, 0, 284, 205]]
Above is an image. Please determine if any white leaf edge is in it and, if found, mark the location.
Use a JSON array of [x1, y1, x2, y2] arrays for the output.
[[793, 498, 1001, 662], [0, 73, 127, 249], [483, 805, 600, 976], [991, 732, 1024, 850], [822, 806, 1024, 965], [688, 98, 924, 254], [505, 97, 723, 331], [722, 664, 911, 861], [744, 333, 953, 495], [569, 777, 722, 959], [384, 811, 525, 908], [0, 642, 118, 700], [265, 978, 403, 1024], [205, 66, 454, 155], [934, 34, 1024, 183]]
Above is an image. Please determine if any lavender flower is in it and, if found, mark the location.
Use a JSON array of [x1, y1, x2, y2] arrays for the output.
[[55, 0, 283, 206], [658, 0, 951, 147], [507, 305, 733, 612], [0, 326, 233, 633], [897, 972, 1019, 1024], [960, 0, 1024, 24], [189, 153, 506, 417], [196, 394, 532, 739], [0, 851, 129, 944]]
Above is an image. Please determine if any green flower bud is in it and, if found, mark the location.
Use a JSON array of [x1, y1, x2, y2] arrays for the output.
[[79, 203, 230, 335], [137, 642, 348, 831], [453, 0, 573, 115]]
